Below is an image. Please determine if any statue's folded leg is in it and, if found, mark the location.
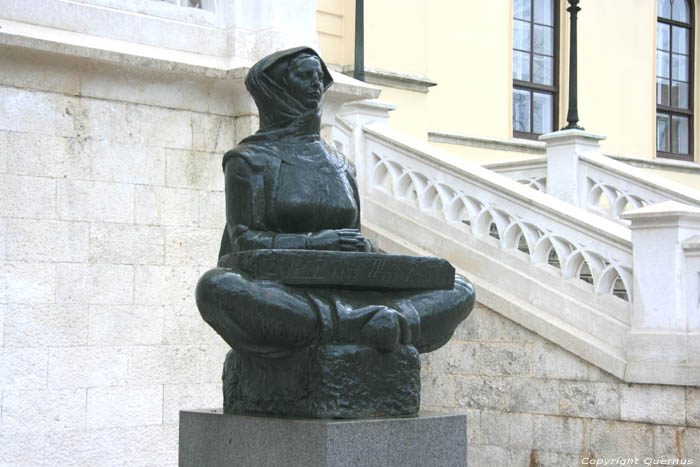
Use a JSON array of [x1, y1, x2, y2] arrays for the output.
[[402, 275, 475, 353], [195, 268, 321, 356], [320, 274, 475, 354]]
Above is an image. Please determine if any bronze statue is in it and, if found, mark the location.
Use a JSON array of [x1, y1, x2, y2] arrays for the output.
[[195, 47, 475, 418]]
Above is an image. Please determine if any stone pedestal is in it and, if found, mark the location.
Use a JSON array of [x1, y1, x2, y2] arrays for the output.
[[178, 410, 467, 467], [222, 344, 420, 418]]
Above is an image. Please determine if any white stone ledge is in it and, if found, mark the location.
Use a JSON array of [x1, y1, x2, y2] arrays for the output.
[[0, 0, 225, 56], [343, 66, 437, 93], [0, 18, 379, 116], [0, 18, 247, 79], [480, 157, 546, 172], [63, 0, 219, 26], [622, 200, 700, 221], [684, 235, 700, 251], [538, 128, 606, 143], [428, 131, 546, 155], [608, 153, 700, 175]]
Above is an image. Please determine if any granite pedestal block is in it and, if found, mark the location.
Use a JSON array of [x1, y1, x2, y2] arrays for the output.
[[178, 410, 467, 467]]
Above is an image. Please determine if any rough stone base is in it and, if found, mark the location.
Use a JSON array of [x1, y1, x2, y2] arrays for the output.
[[223, 344, 420, 418], [178, 410, 467, 467]]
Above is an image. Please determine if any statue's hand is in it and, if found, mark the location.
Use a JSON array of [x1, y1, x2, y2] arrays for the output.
[[308, 229, 368, 251], [336, 228, 367, 252]]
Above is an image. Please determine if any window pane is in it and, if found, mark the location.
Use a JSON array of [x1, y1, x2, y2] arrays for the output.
[[672, 0, 690, 23], [533, 54, 553, 85], [657, 113, 671, 151], [513, 50, 531, 81], [672, 26, 689, 54], [513, 89, 531, 132], [657, 23, 670, 51], [672, 54, 689, 81], [534, 0, 554, 26], [533, 92, 553, 134], [658, 0, 671, 19], [671, 80, 689, 108], [514, 0, 531, 20], [534, 25, 554, 55], [513, 19, 531, 51], [657, 77, 670, 105], [672, 115, 690, 154], [657, 50, 670, 78]]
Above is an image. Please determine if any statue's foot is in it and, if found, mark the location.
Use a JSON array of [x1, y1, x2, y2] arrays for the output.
[[359, 306, 410, 353], [334, 302, 413, 353]]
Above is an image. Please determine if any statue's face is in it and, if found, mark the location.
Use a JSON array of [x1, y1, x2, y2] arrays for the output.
[[287, 56, 324, 109]]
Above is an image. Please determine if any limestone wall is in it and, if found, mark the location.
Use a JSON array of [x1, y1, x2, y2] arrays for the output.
[[0, 11, 374, 462], [421, 304, 700, 466], [0, 62, 245, 466]]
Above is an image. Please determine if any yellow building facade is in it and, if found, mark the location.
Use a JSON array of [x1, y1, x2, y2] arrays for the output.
[[316, 0, 700, 172]]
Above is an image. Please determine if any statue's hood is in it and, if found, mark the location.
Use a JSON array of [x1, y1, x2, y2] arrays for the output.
[[243, 46, 333, 139]]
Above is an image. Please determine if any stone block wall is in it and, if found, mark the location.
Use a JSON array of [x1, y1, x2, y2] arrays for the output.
[[0, 82, 249, 466], [421, 304, 700, 466]]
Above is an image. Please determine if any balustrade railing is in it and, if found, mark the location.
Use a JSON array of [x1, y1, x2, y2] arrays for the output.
[[333, 105, 700, 384], [484, 136, 700, 223], [578, 152, 700, 219], [360, 125, 633, 304]]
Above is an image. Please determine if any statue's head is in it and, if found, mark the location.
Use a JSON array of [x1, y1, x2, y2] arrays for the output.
[[285, 53, 324, 110], [245, 47, 333, 134]]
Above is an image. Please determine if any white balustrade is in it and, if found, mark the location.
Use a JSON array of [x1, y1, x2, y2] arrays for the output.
[[486, 130, 700, 225], [579, 152, 700, 219], [334, 104, 700, 384], [360, 124, 633, 304]]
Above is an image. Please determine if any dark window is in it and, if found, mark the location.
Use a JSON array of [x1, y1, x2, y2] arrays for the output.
[[657, 0, 693, 160], [513, 0, 558, 139]]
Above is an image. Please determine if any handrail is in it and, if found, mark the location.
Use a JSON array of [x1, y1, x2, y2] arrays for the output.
[[361, 123, 633, 304], [478, 148, 700, 220], [363, 124, 632, 249], [579, 152, 700, 219]]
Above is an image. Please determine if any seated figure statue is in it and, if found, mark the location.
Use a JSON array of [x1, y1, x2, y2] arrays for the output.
[[195, 47, 475, 418]]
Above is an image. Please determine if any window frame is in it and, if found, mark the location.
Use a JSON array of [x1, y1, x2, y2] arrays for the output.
[[512, 0, 560, 140], [657, 0, 694, 161]]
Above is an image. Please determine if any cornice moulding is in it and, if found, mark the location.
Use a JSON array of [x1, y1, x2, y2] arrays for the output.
[[342, 66, 437, 93]]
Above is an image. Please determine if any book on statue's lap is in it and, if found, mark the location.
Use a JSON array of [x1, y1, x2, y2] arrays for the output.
[[218, 250, 455, 290]]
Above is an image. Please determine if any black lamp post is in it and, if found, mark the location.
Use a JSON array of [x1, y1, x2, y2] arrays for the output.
[[562, 0, 584, 130], [354, 0, 365, 82]]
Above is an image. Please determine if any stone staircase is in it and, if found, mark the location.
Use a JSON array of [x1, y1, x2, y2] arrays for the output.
[[334, 100, 700, 386]]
